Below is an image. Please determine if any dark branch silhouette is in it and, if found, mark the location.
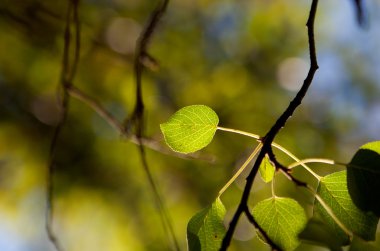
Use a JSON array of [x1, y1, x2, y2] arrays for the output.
[[353, 0, 365, 26], [244, 208, 281, 251], [46, 1, 80, 250], [124, 0, 180, 250], [126, 0, 169, 134], [220, 0, 320, 250]]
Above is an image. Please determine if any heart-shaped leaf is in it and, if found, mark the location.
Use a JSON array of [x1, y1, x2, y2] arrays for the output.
[[252, 197, 307, 251], [160, 105, 219, 154], [187, 198, 226, 251], [314, 171, 378, 245], [347, 141, 380, 216], [259, 154, 275, 183]]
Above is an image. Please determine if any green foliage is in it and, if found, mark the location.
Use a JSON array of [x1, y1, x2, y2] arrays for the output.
[[314, 171, 378, 245], [161, 105, 380, 250], [299, 217, 343, 251], [259, 154, 275, 183], [252, 197, 307, 251], [2, 1, 379, 250], [160, 105, 219, 154], [347, 141, 380, 216], [187, 198, 226, 251]]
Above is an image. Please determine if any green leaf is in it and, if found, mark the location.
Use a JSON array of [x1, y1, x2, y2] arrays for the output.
[[187, 198, 226, 251], [347, 141, 380, 216], [252, 197, 307, 251], [259, 155, 275, 183], [160, 105, 219, 154], [314, 171, 378, 245]]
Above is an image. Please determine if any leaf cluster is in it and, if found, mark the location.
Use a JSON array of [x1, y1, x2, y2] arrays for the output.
[[161, 105, 380, 251]]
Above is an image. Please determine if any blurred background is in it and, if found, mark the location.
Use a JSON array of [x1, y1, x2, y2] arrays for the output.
[[0, 0, 380, 250]]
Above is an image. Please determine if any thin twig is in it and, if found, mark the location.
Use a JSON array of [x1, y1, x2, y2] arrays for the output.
[[271, 154, 354, 242], [220, 1, 319, 250], [217, 126, 260, 140], [218, 143, 262, 197], [271, 172, 276, 198], [126, 0, 169, 133], [275, 165, 354, 239], [271, 142, 321, 180], [217, 126, 321, 180], [269, 153, 308, 188], [136, 140, 180, 251], [126, 0, 180, 250], [46, 1, 81, 251], [244, 208, 282, 251], [67, 85, 124, 132], [46, 106, 67, 251], [47, 0, 81, 249], [288, 158, 336, 169], [68, 0, 81, 82], [67, 85, 215, 163]]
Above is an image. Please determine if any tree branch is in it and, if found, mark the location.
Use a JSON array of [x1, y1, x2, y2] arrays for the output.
[[46, 1, 81, 251], [67, 85, 216, 163], [244, 207, 281, 251], [220, 1, 319, 250], [126, 0, 169, 134], [124, 0, 180, 250], [274, 159, 354, 239], [353, 0, 365, 26]]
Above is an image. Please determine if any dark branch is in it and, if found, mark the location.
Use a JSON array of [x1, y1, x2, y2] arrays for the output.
[[126, 0, 169, 135], [267, 149, 308, 188], [220, 1, 319, 250], [67, 84, 216, 163], [46, 1, 81, 251], [68, 0, 80, 82], [353, 0, 365, 26], [125, 1, 180, 250], [243, 207, 282, 251]]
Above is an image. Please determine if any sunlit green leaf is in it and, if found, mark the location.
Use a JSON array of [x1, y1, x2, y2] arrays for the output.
[[252, 197, 307, 251], [315, 171, 378, 245], [187, 198, 226, 251], [160, 105, 219, 154], [259, 155, 275, 183], [347, 141, 380, 216]]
